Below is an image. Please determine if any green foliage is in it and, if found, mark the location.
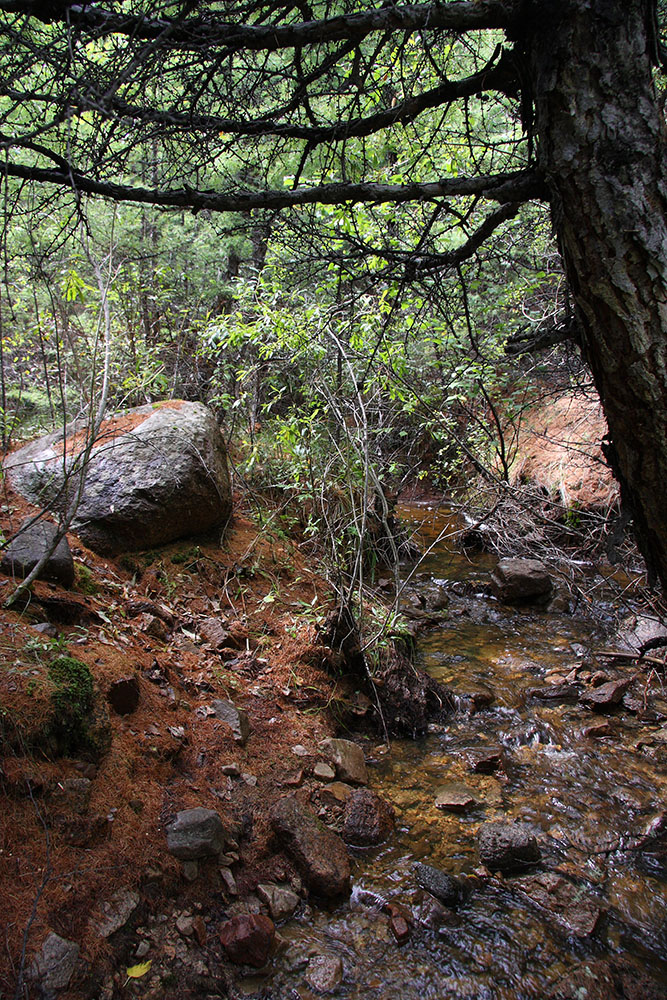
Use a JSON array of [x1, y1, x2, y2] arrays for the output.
[[47, 655, 109, 759]]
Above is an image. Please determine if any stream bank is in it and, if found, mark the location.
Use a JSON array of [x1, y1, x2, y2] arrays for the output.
[[2, 493, 666, 1000]]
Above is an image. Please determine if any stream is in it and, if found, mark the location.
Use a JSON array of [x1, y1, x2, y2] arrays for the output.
[[253, 504, 667, 999]]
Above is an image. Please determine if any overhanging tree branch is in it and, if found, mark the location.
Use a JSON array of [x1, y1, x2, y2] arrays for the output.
[[0, 2, 512, 50], [2, 161, 547, 212]]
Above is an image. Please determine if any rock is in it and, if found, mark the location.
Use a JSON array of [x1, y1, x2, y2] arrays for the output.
[[5, 401, 232, 554], [192, 915, 207, 946], [199, 617, 236, 650], [582, 721, 613, 738], [490, 558, 553, 604], [313, 762, 336, 781], [107, 675, 140, 715], [389, 911, 411, 944], [412, 862, 461, 907], [29, 932, 79, 991], [257, 883, 300, 921], [1, 519, 74, 587], [467, 749, 502, 774], [342, 789, 395, 846], [166, 807, 227, 859], [513, 872, 600, 938], [219, 867, 238, 894], [323, 738, 368, 785], [219, 913, 275, 968], [320, 782, 354, 806], [176, 914, 194, 937], [581, 677, 633, 710], [434, 783, 477, 813], [305, 954, 343, 993], [211, 699, 250, 745], [90, 888, 140, 938], [547, 958, 666, 1000], [270, 795, 351, 897], [478, 822, 541, 872]]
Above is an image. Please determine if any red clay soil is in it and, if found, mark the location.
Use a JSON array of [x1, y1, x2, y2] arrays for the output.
[[510, 391, 617, 510], [0, 476, 366, 1000]]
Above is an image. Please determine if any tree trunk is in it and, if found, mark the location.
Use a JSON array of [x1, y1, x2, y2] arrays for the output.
[[521, 0, 667, 586]]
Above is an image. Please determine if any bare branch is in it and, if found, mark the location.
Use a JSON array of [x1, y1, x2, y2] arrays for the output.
[[0, 2, 512, 51]]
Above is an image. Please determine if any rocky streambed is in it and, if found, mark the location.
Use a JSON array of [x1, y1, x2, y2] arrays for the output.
[[240, 504, 667, 1000]]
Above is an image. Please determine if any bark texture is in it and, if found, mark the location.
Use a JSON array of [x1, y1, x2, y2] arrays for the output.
[[520, 0, 667, 584]]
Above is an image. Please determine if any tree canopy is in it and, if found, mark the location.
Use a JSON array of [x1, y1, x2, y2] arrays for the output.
[[2, 1, 667, 585]]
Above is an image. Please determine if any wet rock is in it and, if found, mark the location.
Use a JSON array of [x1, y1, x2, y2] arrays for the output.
[[413, 862, 461, 907], [5, 401, 232, 554], [320, 782, 354, 806], [528, 683, 580, 703], [166, 807, 227, 859], [29, 932, 79, 992], [1, 519, 75, 588], [478, 821, 541, 872], [305, 954, 343, 993], [342, 788, 395, 846], [490, 558, 553, 604], [548, 958, 666, 1000], [323, 738, 368, 785], [581, 677, 632, 710], [514, 873, 600, 938], [434, 782, 477, 813], [372, 647, 453, 736], [211, 699, 250, 745], [384, 902, 412, 944], [582, 721, 613, 738], [257, 883, 300, 921], [467, 749, 502, 774], [90, 888, 140, 938], [107, 675, 140, 715], [219, 913, 275, 967], [412, 891, 458, 932], [270, 795, 351, 897]]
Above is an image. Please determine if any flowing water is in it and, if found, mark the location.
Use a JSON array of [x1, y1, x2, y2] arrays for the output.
[[251, 504, 667, 999]]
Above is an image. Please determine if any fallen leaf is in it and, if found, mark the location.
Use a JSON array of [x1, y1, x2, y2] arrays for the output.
[[126, 960, 151, 978]]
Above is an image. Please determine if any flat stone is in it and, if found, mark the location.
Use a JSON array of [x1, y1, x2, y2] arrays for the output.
[[582, 721, 613, 738], [1, 519, 75, 587], [90, 888, 140, 938], [323, 738, 368, 785], [29, 932, 79, 991], [513, 873, 601, 938], [581, 677, 633, 710], [490, 558, 553, 604], [313, 762, 336, 781], [270, 795, 351, 897], [166, 807, 226, 860], [257, 883, 300, 921], [434, 783, 477, 813], [342, 788, 395, 846], [413, 862, 461, 907], [211, 700, 250, 744], [219, 913, 275, 968], [107, 675, 140, 715], [305, 954, 343, 993], [478, 821, 541, 872], [320, 782, 353, 806]]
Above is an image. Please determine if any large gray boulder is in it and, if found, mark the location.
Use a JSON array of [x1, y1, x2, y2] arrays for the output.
[[4, 402, 231, 554]]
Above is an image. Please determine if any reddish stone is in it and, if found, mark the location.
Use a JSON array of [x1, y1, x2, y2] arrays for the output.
[[192, 915, 207, 946], [219, 913, 274, 967], [342, 789, 395, 846]]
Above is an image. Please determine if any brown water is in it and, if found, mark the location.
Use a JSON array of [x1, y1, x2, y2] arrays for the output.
[[252, 504, 667, 999]]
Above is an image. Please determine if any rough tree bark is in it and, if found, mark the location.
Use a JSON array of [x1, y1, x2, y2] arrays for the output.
[[519, 0, 667, 585]]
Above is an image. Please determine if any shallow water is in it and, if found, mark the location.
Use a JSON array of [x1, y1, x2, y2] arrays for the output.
[[251, 504, 667, 999]]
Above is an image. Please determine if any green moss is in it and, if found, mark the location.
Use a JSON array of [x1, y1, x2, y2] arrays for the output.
[[75, 564, 99, 595], [170, 545, 201, 566], [47, 656, 104, 758]]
